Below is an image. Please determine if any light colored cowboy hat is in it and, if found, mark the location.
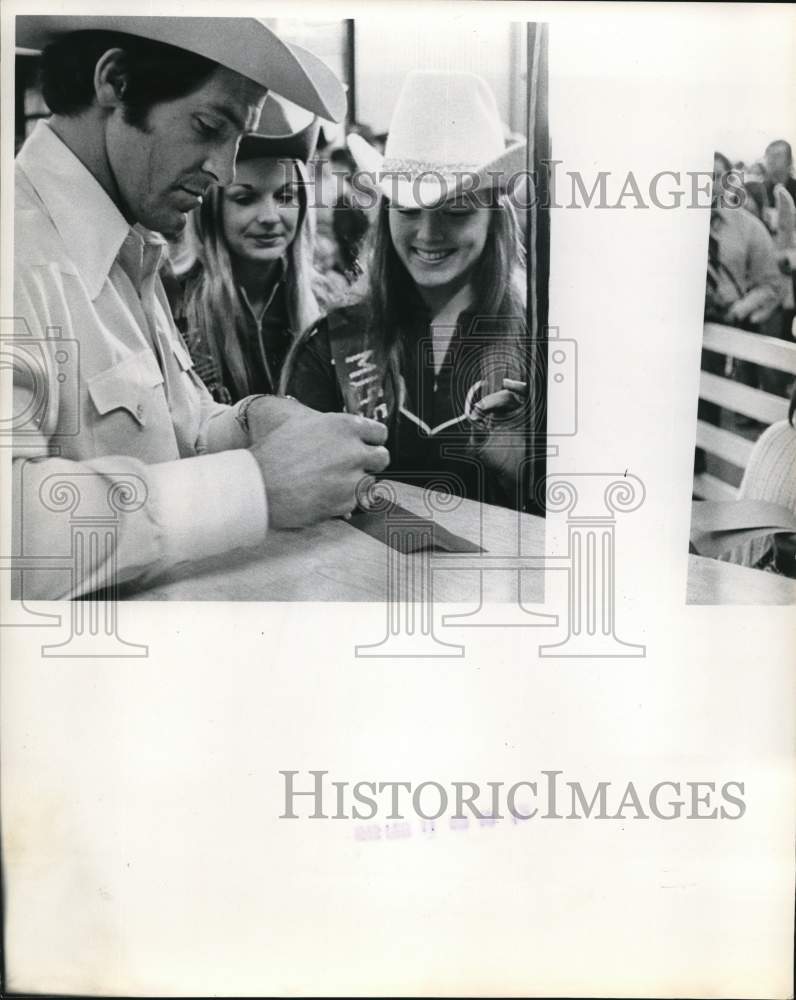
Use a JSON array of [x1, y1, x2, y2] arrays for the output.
[[15, 15, 346, 123], [347, 70, 526, 208], [237, 97, 320, 165]]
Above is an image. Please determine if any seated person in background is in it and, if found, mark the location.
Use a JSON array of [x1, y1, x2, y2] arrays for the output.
[[764, 139, 796, 208], [13, 17, 388, 599], [173, 100, 334, 402], [706, 153, 783, 332], [725, 386, 796, 577], [704, 152, 788, 405], [738, 172, 794, 341], [761, 140, 796, 342], [282, 71, 531, 511]]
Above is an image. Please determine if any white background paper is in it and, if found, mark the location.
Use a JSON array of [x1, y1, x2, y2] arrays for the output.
[[2, 2, 794, 996]]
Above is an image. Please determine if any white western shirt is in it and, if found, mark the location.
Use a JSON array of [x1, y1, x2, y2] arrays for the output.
[[12, 120, 268, 598]]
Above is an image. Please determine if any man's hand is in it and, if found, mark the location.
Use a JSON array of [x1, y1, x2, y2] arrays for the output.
[[250, 412, 390, 529]]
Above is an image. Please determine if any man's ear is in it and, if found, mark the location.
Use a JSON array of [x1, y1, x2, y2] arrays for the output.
[[94, 49, 129, 110]]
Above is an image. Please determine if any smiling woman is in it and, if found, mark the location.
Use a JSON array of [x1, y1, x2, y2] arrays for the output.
[[388, 201, 492, 311], [222, 158, 302, 264], [172, 103, 329, 401], [281, 70, 531, 510]]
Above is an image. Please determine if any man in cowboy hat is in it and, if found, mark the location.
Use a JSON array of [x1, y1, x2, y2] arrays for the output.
[[12, 16, 389, 599]]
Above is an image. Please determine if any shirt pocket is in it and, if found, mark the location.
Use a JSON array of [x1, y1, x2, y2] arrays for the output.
[[87, 349, 174, 461]]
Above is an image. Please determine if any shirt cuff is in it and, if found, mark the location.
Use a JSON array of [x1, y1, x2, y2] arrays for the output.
[[201, 403, 250, 454], [147, 448, 267, 566]]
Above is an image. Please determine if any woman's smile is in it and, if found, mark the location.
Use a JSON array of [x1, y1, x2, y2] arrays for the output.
[[411, 246, 456, 264], [389, 201, 491, 302], [247, 231, 285, 246]]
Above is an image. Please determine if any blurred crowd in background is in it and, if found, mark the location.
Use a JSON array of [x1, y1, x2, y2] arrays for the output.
[[696, 138, 796, 578], [700, 139, 796, 443], [706, 139, 796, 358]]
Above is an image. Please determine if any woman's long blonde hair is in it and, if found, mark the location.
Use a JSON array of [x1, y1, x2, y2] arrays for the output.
[[176, 158, 321, 398]]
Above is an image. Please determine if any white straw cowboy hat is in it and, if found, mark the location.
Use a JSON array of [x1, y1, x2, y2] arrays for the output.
[[347, 70, 526, 208], [15, 15, 347, 123]]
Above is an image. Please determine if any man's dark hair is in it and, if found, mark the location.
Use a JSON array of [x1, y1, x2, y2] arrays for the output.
[[40, 31, 219, 128]]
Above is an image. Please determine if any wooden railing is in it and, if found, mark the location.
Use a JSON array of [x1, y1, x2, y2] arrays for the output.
[[695, 323, 796, 500]]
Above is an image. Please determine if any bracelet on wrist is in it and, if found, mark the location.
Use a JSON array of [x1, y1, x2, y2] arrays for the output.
[[235, 394, 270, 437]]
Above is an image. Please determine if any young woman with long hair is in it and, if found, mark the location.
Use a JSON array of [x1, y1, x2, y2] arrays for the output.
[[281, 71, 532, 509], [173, 104, 330, 403]]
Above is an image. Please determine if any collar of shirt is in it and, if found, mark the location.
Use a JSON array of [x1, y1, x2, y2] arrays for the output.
[[117, 225, 167, 296], [16, 120, 164, 300]]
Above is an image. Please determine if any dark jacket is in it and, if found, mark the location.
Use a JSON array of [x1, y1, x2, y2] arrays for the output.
[[285, 298, 532, 509], [167, 260, 293, 404]]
